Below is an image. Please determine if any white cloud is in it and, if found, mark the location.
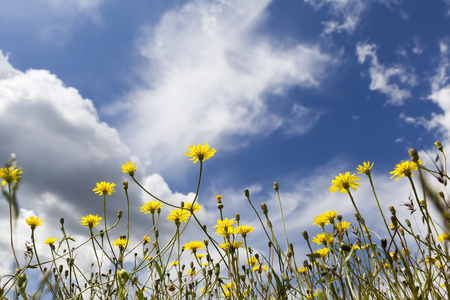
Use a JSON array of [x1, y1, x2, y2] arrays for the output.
[[0, 0, 105, 43], [0, 50, 158, 274], [303, 0, 400, 34], [356, 42, 416, 105], [110, 0, 331, 171]]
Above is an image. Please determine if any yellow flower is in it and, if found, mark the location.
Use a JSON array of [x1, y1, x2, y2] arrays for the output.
[[335, 221, 351, 232], [215, 194, 222, 202], [323, 210, 340, 222], [196, 253, 206, 259], [170, 261, 179, 266], [312, 233, 334, 246], [25, 216, 43, 229], [247, 257, 258, 265], [222, 282, 233, 291], [390, 160, 420, 180], [184, 241, 205, 254], [252, 265, 268, 272], [112, 238, 130, 248], [306, 293, 316, 299], [298, 267, 307, 273], [79, 214, 102, 229], [316, 248, 329, 257], [121, 162, 137, 176], [426, 256, 437, 265], [184, 202, 202, 213], [354, 244, 369, 250], [140, 201, 163, 214], [93, 181, 116, 196], [236, 225, 254, 237], [167, 208, 190, 224], [214, 218, 237, 236], [143, 236, 151, 244], [185, 143, 216, 163], [219, 241, 243, 252], [44, 237, 57, 245], [312, 215, 329, 227], [437, 232, 450, 242], [356, 161, 374, 175], [329, 172, 361, 193], [0, 166, 22, 186], [187, 269, 197, 276]]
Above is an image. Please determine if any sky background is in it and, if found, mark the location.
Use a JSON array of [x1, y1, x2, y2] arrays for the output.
[[1, 0, 450, 280]]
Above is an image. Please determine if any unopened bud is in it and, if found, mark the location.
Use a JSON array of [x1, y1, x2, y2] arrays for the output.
[[302, 230, 309, 240], [381, 239, 387, 249], [439, 191, 445, 200], [244, 189, 250, 198], [435, 141, 443, 152], [122, 181, 128, 190], [389, 206, 396, 215], [405, 219, 411, 227], [273, 182, 279, 191], [261, 203, 268, 214], [60, 218, 65, 225], [235, 213, 240, 222], [217, 203, 224, 210], [408, 148, 419, 163]]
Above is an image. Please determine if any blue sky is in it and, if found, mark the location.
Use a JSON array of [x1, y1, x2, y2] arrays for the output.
[[1, 0, 450, 276]]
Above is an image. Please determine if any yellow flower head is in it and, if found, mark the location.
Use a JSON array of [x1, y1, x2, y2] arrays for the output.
[[170, 261, 179, 266], [140, 201, 163, 214], [335, 221, 351, 232], [44, 237, 57, 245], [184, 202, 202, 213], [247, 257, 258, 265], [219, 241, 243, 252], [252, 264, 268, 272], [112, 238, 130, 248], [26, 216, 43, 229], [196, 253, 206, 259], [185, 143, 216, 163], [215, 194, 223, 203], [143, 236, 151, 244], [329, 172, 361, 193], [93, 181, 116, 196], [298, 267, 307, 273], [187, 269, 197, 276], [214, 218, 237, 236], [167, 208, 190, 224], [312, 215, 329, 227], [0, 166, 22, 186], [121, 162, 137, 176], [324, 210, 340, 222], [312, 232, 334, 246], [183, 241, 205, 254], [316, 248, 329, 257], [236, 225, 254, 237], [438, 232, 450, 242], [356, 161, 374, 175], [79, 214, 102, 229], [390, 160, 421, 180]]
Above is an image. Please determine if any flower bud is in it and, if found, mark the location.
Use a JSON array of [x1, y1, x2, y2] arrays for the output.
[[122, 181, 128, 190], [273, 182, 279, 191], [337, 214, 342, 221], [381, 239, 387, 249], [60, 218, 65, 225], [244, 189, 250, 198], [435, 141, 443, 152], [408, 148, 419, 163], [217, 203, 224, 210], [261, 203, 268, 214], [215, 194, 222, 203], [389, 206, 396, 215], [302, 230, 309, 240], [235, 213, 240, 222], [405, 219, 411, 227], [439, 191, 445, 200], [117, 210, 122, 218]]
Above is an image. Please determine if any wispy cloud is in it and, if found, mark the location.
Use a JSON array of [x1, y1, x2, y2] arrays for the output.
[[110, 0, 332, 171], [356, 42, 416, 105]]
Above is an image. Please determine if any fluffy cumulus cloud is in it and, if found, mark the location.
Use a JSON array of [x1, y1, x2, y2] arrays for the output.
[[111, 0, 331, 170], [356, 42, 416, 105], [0, 51, 191, 274]]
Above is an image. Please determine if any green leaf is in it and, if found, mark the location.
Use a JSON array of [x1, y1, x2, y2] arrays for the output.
[[315, 288, 328, 300]]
